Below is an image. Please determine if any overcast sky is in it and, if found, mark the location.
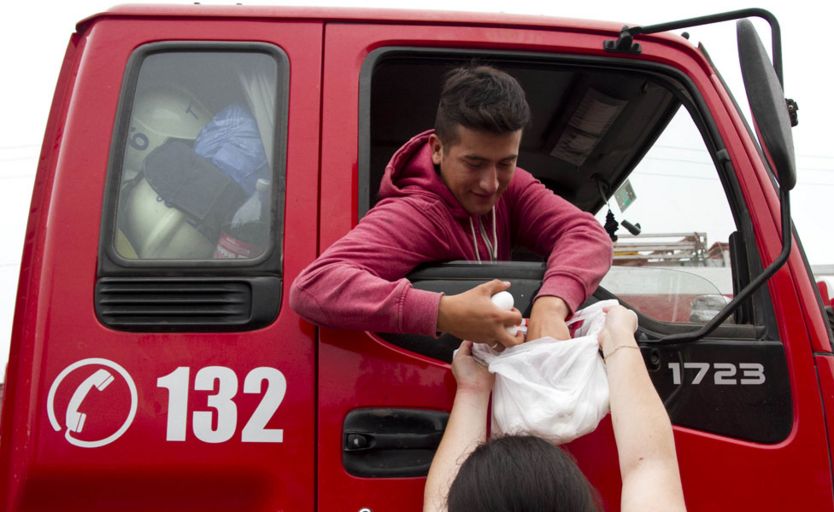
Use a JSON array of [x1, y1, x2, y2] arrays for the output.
[[1, 1, 831, 376]]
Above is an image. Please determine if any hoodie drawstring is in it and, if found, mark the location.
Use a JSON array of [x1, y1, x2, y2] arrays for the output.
[[468, 208, 498, 263], [469, 218, 481, 263]]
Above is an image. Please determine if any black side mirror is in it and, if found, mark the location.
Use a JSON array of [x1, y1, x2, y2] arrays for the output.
[[737, 18, 796, 190]]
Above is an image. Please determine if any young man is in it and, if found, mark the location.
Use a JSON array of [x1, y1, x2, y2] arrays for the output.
[[290, 65, 612, 349]]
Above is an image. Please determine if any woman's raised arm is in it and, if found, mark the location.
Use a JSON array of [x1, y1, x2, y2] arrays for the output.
[[599, 306, 686, 512]]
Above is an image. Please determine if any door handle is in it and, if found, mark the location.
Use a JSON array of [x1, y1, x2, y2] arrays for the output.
[[344, 431, 443, 452], [342, 408, 449, 477]]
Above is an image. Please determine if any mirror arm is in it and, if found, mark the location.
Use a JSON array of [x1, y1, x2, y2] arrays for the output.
[[656, 186, 791, 344], [607, 8, 784, 86]]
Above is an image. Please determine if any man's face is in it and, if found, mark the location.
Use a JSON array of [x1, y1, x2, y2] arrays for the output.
[[430, 126, 522, 216]]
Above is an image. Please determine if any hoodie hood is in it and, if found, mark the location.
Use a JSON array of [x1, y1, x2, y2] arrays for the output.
[[378, 129, 472, 220]]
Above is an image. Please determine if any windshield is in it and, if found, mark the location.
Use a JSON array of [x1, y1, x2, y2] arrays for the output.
[[602, 266, 728, 323]]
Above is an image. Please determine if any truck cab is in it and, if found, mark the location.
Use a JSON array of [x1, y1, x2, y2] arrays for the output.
[[1, 5, 832, 511]]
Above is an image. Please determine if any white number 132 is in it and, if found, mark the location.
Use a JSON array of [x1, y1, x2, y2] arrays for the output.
[[157, 366, 286, 443]]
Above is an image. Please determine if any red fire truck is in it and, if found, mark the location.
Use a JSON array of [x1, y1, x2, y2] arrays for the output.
[[1, 5, 831, 511]]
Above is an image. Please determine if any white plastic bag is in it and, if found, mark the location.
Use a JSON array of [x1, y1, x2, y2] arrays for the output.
[[472, 299, 618, 444]]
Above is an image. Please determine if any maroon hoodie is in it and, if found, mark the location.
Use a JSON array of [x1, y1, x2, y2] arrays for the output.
[[289, 130, 612, 336]]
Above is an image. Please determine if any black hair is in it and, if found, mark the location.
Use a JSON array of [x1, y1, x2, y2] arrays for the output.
[[434, 65, 531, 144], [447, 435, 601, 512]]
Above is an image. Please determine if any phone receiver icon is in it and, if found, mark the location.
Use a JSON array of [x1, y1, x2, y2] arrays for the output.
[[65, 369, 115, 433]]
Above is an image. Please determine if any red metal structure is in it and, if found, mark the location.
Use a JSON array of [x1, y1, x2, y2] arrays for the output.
[[0, 5, 831, 511]]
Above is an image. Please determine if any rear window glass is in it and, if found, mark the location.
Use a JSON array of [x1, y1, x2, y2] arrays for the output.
[[114, 51, 281, 261]]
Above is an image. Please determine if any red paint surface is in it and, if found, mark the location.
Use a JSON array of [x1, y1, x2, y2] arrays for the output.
[[1, 7, 832, 512], [0, 15, 323, 512], [318, 19, 834, 511]]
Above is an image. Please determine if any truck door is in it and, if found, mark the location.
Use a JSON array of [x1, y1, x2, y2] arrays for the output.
[[318, 17, 833, 511], [0, 12, 322, 512]]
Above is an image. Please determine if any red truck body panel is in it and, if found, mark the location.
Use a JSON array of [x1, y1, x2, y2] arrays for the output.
[[1, 6, 832, 511], [1, 15, 323, 512], [317, 18, 834, 511]]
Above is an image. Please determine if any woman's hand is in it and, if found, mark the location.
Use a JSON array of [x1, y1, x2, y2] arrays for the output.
[[604, 305, 638, 332], [452, 340, 494, 395], [598, 305, 639, 355]]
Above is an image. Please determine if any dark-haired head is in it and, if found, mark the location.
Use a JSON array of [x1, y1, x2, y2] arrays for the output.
[[447, 435, 600, 512], [435, 65, 530, 145]]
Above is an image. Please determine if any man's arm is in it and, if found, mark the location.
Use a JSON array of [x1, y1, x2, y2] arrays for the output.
[[290, 198, 449, 335], [290, 198, 522, 345], [509, 170, 613, 338]]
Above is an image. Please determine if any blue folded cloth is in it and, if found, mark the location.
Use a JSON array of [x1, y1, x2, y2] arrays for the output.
[[194, 104, 268, 196]]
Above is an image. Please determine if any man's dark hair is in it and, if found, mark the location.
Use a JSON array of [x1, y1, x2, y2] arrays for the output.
[[435, 65, 530, 144], [447, 435, 601, 512]]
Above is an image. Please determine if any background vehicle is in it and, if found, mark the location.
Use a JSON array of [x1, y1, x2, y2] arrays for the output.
[[1, 5, 832, 511]]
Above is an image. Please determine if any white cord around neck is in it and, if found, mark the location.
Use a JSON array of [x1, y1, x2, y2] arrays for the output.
[[469, 217, 482, 263], [468, 208, 497, 263]]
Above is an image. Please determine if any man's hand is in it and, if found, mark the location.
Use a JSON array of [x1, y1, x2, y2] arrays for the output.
[[436, 279, 523, 347], [525, 295, 571, 341]]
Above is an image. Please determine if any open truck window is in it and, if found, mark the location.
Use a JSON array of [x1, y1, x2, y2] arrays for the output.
[[360, 50, 767, 330]]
